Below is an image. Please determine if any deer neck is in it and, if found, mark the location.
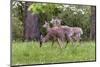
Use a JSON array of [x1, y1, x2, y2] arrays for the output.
[[46, 25, 51, 32]]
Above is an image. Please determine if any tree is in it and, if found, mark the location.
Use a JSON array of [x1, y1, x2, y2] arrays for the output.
[[11, 1, 24, 40], [23, 2, 41, 41]]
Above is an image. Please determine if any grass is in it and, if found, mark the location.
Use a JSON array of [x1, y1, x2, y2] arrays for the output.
[[12, 41, 96, 65]]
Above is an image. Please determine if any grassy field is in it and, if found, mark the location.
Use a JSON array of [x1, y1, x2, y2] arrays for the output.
[[12, 41, 96, 65]]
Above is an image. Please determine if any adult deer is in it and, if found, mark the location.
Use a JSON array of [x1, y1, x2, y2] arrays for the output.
[[41, 21, 66, 48]]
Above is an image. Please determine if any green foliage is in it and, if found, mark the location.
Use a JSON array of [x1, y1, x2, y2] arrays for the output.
[[12, 41, 95, 65], [12, 17, 23, 40], [11, 1, 24, 40], [28, 3, 62, 19]]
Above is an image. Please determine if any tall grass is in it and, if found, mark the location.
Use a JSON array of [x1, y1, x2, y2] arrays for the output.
[[12, 41, 96, 65]]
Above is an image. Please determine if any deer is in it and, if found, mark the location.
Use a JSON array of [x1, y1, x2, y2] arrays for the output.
[[41, 21, 67, 48], [50, 17, 83, 42]]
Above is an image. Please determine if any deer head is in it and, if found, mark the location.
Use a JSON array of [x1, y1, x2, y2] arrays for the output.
[[50, 17, 62, 27], [43, 21, 50, 30]]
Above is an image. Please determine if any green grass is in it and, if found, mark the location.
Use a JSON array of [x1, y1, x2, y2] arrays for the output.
[[12, 41, 96, 65]]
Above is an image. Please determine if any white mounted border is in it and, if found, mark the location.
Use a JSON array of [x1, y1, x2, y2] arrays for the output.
[[19, 0, 96, 5]]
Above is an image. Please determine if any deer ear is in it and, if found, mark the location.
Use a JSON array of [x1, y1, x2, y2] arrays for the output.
[[45, 21, 48, 23], [45, 21, 47, 23]]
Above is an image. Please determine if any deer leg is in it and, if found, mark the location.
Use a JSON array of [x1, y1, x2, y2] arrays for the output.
[[51, 40, 54, 46], [66, 32, 74, 44], [57, 38, 63, 48], [62, 37, 65, 48], [75, 33, 81, 45], [73, 33, 80, 41], [40, 40, 42, 47], [64, 33, 69, 48], [64, 40, 69, 48], [67, 35, 73, 44]]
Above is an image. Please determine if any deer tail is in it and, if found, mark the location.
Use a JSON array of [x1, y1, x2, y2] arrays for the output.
[[80, 28, 83, 35]]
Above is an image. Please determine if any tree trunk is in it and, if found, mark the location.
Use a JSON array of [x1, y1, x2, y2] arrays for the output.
[[23, 2, 41, 41], [23, 2, 28, 41], [90, 6, 96, 40]]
